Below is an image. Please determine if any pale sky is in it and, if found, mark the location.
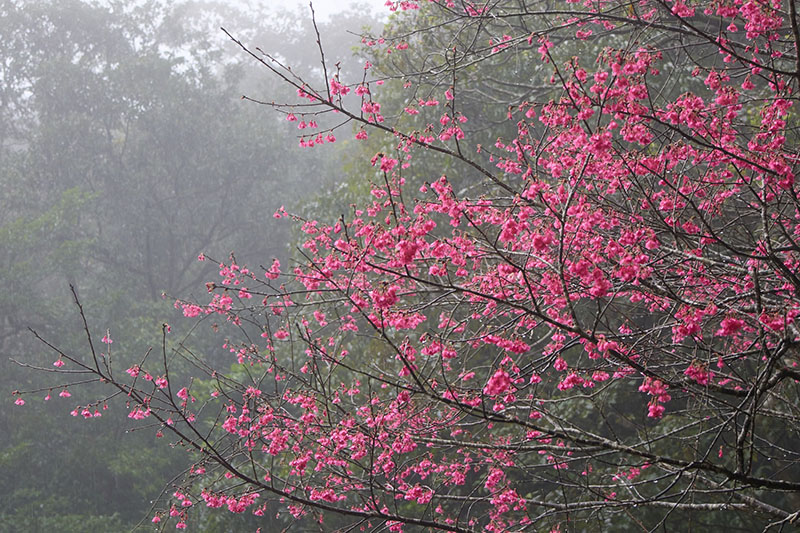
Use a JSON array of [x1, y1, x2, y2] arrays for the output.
[[261, 0, 388, 21]]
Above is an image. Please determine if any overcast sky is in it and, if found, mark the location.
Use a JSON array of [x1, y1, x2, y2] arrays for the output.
[[262, 0, 388, 20]]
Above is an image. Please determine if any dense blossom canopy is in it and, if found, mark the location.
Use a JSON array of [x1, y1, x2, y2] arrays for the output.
[[17, 0, 800, 530]]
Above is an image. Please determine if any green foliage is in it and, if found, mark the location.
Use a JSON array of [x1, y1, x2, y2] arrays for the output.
[[0, 0, 379, 529]]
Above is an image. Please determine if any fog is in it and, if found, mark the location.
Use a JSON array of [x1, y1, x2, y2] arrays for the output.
[[0, 0, 384, 529], [261, 0, 386, 20]]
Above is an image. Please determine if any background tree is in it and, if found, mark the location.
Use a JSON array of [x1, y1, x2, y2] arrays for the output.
[[13, 0, 800, 531], [1, 0, 380, 529]]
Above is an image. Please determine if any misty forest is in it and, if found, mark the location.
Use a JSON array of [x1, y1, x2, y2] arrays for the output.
[[2, 1, 379, 530], [4, 0, 800, 531]]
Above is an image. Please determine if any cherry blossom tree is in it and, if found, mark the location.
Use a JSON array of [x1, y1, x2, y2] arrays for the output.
[[15, 0, 800, 530]]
